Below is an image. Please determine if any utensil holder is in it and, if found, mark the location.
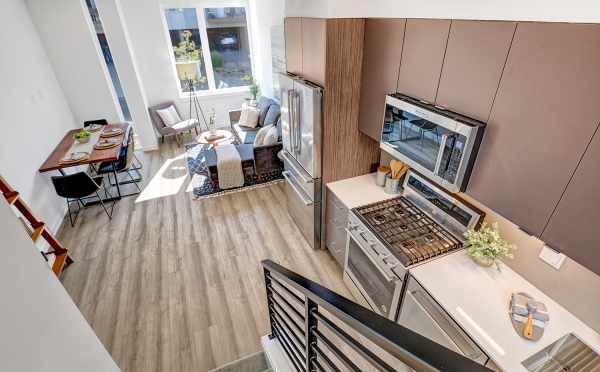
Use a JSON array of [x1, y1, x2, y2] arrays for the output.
[[376, 169, 389, 186], [384, 174, 400, 194]]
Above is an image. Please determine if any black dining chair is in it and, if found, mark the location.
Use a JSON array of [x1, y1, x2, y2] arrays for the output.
[[96, 126, 142, 195], [83, 119, 108, 128], [51, 172, 114, 227]]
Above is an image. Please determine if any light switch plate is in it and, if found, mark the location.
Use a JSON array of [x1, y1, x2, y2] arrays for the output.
[[539, 245, 566, 270]]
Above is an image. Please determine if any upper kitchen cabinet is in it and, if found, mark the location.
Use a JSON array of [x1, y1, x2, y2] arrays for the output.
[[397, 19, 451, 103], [301, 18, 326, 86], [468, 22, 600, 237], [358, 19, 406, 141], [435, 21, 516, 121], [541, 127, 600, 275], [284, 17, 302, 75]]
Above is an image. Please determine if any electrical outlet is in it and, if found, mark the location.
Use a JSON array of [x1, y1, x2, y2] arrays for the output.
[[539, 245, 566, 270]]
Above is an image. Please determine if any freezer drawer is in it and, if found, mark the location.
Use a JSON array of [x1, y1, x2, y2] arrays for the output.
[[284, 176, 321, 249]]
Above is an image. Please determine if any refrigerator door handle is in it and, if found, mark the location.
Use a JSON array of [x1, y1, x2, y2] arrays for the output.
[[283, 171, 314, 206], [287, 89, 296, 152], [293, 92, 301, 153]]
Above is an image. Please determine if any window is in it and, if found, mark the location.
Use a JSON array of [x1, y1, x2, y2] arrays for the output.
[[164, 5, 254, 95], [85, 0, 132, 121]]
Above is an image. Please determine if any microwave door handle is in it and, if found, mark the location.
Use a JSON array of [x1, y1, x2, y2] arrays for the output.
[[433, 134, 449, 176]]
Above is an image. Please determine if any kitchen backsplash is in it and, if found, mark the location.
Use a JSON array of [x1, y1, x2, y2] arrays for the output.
[[380, 150, 600, 334]]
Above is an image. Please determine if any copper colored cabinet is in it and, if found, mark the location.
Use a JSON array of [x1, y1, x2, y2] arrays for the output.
[[435, 21, 516, 121], [358, 19, 406, 141], [541, 128, 600, 275], [396, 19, 451, 103], [467, 23, 600, 237], [301, 18, 326, 86], [284, 17, 302, 75]]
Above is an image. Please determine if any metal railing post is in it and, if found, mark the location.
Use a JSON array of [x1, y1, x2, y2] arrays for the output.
[[263, 268, 276, 339], [304, 298, 318, 371]]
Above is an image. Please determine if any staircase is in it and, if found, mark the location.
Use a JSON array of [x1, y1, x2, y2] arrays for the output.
[[210, 260, 491, 372]]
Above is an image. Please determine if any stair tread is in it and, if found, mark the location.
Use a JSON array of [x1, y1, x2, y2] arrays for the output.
[[209, 351, 268, 372]]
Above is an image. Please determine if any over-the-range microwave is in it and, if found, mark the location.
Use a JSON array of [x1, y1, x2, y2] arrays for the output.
[[380, 94, 486, 192]]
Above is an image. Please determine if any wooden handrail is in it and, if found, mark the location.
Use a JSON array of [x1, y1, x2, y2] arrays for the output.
[[0, 175, 72, 276]]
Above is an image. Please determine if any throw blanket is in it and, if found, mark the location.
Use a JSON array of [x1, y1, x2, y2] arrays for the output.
[[215, 144, 244, 189]]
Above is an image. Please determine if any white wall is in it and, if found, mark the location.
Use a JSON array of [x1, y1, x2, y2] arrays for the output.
[[248, 0, 285, 99], [285, 0, 600, 23], [95, 0, 159, 150], [0, 198, 120, 372], [26, 0, 122, 126], [0, 0, 80, 236]]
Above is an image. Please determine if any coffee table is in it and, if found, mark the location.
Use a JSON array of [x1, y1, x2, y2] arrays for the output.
[[197, 129, 234, 147]]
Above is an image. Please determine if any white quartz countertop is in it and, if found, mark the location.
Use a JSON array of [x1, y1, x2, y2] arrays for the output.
[[410, 251, 600, 371], [326, 173, 398, 208]]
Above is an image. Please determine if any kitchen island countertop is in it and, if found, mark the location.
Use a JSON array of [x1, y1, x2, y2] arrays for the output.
[[410, 251, 600, 371]]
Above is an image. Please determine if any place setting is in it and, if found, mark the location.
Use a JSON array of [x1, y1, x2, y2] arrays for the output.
[[58, 151, 90, 165], [100, 127, 124, 138], [94, 138, 120, 150]]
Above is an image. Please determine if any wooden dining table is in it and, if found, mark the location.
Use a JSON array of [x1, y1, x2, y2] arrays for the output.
[[39, 123, 129, 203]]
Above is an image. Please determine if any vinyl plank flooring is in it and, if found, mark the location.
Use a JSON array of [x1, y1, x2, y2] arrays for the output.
[[56, 140, 355, 372]]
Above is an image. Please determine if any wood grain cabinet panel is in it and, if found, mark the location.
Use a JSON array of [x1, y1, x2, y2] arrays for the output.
[[284, 17, 302, 75], [358, 19, 406, 141], [541, 128, 600, 275], [467, 23, 600, 237], [301, 18, 326, 86], [435, 21, 516, 121], [397, 19, 451, 103]]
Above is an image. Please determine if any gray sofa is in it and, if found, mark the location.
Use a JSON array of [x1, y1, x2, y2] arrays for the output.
[[229, 97, 283, 179]]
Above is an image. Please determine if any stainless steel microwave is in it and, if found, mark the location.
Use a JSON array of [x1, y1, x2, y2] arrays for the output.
[[380, 94, 486, 192]]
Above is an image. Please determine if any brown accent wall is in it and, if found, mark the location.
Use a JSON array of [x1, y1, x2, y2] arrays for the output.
[[322, 19, 380, 184]]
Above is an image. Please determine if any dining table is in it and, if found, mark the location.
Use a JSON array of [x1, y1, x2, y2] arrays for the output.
[[39, 123, 129, 204]]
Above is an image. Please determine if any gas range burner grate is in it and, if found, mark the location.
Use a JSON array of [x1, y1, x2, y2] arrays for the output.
[[354, 197, 462, 266]]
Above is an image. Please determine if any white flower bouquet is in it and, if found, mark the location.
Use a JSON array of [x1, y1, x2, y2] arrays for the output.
[[464, 222, 516, 270]]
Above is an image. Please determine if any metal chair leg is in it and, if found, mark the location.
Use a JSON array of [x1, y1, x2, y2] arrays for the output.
[[96, 191, 113, 220], [66, 199, 75, 227], [127, 170, 141, 192]]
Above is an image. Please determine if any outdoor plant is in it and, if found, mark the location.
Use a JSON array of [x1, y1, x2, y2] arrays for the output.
[[211, 51, 224, 69], [174, 30, 201, 62], [464, 222, 516, 270], [243, 75, 260, 100], [73, 129, 91, 142]]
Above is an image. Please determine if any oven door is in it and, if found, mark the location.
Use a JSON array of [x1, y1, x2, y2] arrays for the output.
[[343, 233, 402, 320]]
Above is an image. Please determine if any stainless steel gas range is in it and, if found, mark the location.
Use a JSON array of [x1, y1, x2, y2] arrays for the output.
[[343, 170, 484, 320]]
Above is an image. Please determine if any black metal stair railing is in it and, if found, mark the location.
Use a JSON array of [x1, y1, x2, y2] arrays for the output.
[[262, 259, 491, 372]]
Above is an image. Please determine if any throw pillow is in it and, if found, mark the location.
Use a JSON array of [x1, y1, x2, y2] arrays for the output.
[[254, 125, 273, 147], [238, 103, 260, 128], [156, 105, 181, 127], [262, 125, 279, 146]]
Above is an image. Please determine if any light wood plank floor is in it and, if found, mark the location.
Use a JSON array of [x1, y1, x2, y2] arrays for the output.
[[56, 140, 353, 372]]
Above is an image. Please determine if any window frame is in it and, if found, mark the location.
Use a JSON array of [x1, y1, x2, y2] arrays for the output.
[[160, 1, 256, 98]]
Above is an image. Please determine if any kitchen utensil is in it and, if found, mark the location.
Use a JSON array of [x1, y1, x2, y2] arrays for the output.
[[509, 292, 547, 341], [376, 166, 390, 186], [511, 293, 549, 321], [390, 160, 403, 179], [523, 301, 538, 340], [384, 174, 400, 194]]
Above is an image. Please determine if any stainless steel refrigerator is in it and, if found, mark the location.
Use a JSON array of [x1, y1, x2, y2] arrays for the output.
[[279, 73, 323, 249]]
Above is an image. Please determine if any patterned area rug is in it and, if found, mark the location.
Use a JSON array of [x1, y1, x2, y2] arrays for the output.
[[185, 143, 284, 199]]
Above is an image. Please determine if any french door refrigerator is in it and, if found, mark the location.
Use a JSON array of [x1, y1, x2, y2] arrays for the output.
[[279, 73, 323, 249]]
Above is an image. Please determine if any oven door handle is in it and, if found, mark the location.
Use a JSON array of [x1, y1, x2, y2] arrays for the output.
[[346, 229, 396, 282]]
